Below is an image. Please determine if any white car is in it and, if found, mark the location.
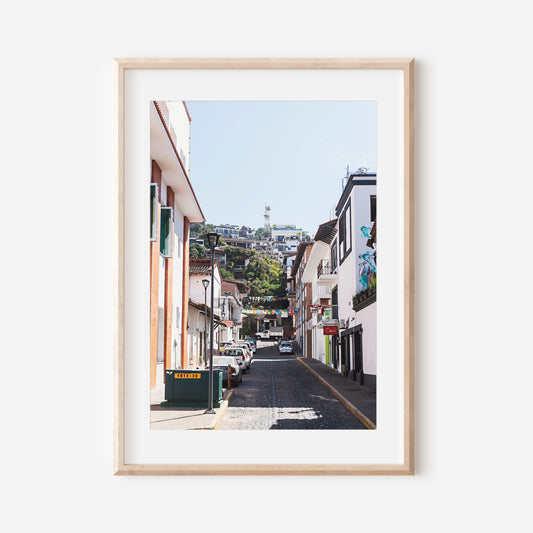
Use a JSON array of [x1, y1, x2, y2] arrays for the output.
[[229, 342, 254, 364], [245, 339, 257, 354], [224, 347, 251, 372]]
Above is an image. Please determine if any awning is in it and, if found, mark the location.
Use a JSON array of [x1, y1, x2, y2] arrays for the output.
[[316, 319, 339, 329]]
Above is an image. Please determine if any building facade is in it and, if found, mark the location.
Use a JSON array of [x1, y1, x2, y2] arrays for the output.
[[188, 258, 222, 368], [333, 173, 377, 388], [301, 219, 338, 365], [290, 242, 313, 357], [220, 280, 245, 343], [149, 100, 204, 389]]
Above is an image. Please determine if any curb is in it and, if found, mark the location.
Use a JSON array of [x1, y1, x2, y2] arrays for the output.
[[194, 389, 234, 430], [297, 357, 376, 430]]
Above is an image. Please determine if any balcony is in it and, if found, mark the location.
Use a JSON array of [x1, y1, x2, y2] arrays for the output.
[[316, 259, 338, 285], [312, 283, 331, 303]]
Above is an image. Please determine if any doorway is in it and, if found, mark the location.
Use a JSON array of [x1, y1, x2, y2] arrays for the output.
[[352, 330, 363, 382]]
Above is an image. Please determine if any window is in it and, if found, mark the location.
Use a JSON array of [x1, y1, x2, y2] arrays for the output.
[[160, 207, 173, 257], [331, 286, 338, 319], [330, 239, 338, 272], [338, 200, 352, 264], [370, 195, 376, 222], [150, 184, 158, 241]]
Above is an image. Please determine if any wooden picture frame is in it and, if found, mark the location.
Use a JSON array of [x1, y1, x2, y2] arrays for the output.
[[114, 58, 414, 475]]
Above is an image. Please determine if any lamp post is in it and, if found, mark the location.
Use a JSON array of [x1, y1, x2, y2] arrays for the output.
[[202, 279, 210, 366], [205, 231, 220, 414]]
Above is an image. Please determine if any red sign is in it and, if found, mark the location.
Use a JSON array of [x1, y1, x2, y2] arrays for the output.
[[323, 326, 338, 336]]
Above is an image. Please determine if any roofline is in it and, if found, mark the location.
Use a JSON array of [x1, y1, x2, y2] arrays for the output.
[[182, 102, 191, 122], [188, 299, 222, 321], [153, 101, 205, 221], [335, 175, 377, 216], [290, 241, 313, 278]]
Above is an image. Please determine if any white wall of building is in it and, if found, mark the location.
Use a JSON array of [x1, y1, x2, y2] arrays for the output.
[[356, 301, 377, 376], [171, 203, 184, 368], [189, 269, 221, 312], [337, 221, 357, 331], [167, 102, 191, 173], [187, 306, 205, 368]]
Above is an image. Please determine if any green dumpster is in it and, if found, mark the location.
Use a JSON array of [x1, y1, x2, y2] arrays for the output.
[[161, 369, 223, 408]]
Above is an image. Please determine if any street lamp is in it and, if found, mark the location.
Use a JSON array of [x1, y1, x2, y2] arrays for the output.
[[205, 231, 220, 414], [202, 279, 210, 366]]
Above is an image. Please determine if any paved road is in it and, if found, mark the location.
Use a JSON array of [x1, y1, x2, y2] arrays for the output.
[[217, 341, 367, 430]]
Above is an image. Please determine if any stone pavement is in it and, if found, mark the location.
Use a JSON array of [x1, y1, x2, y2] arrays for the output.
[[150, 341, 376, 430], [150, 380, 234, 430], [293, 344, 376, 428]]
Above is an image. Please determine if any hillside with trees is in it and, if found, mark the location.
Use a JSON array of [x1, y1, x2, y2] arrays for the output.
[[189, 224, 287, 296]]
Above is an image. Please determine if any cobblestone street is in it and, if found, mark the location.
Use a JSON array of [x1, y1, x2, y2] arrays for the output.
[[217, 341, 368, 430]]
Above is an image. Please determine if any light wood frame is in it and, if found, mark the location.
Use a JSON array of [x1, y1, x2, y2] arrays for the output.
[[114, 58, 415, 475]]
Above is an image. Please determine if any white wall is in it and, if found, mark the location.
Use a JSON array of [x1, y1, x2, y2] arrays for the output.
[[171, 203, 184, 368], [167, 102, 191, 173], [189, 269, 221, 311], [337, 189, 358, 328], [357, 301, 377, 376], [3, 3, 532, 533]]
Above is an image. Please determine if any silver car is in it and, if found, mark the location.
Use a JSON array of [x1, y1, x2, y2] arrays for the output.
[[278, 341, 294, 355], [207, 356, 242, 387]]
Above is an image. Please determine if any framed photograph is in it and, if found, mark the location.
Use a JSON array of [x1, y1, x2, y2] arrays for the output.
[[114, 58, 414, 475]]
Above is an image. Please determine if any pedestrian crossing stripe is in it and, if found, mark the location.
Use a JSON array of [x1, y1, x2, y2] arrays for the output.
[[175, 373, 201, 379]]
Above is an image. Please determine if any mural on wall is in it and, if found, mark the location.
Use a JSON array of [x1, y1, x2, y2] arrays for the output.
[[360, 225, 373, 239], [358, 224, 377, 292]]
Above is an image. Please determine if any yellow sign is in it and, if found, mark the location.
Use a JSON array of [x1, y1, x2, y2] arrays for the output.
[[174, 373, 201, 379]]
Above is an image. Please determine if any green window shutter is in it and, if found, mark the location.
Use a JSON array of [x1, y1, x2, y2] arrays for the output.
[[160, 207, 173, 257], [150, 184, 158, 241]]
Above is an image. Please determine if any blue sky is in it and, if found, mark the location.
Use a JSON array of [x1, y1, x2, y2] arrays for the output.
[[186, 101, 376, 237]]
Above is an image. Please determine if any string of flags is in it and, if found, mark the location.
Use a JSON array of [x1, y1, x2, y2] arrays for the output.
[[245, 296, 288, 303], [243, 308, 299, 316]]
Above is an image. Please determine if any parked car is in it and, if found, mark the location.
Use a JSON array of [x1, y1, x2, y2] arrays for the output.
[[278, 340, 294, 355], [224, 347, 251, 372], [245, 338, 257, 353], [229, 342, 254, 364], [206, 356, 242, 387], [219, 342, 230, 353]]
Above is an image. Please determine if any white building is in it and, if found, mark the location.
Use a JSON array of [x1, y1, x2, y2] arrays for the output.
[[188, 259, 222, 368], [333, 173, 377, 389], [149, 100, 204, 388], [271, 225, 310, 255], [220, 280, 246, 343], [214, 224, 240, 239], [301, 219, 338, 365]]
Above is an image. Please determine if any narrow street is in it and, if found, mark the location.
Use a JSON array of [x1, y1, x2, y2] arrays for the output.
[[217, 341, 368, 430]]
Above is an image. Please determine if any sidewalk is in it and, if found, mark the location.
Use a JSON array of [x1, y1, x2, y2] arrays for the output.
[[150, 382, 234, 430], [293, 345, 376, 429]]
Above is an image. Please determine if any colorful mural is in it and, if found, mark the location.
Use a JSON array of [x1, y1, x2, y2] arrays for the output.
[[358, 226, 377, 291], [360, 225, 373, 239]]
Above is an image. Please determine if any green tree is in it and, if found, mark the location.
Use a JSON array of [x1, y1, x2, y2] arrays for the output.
[[254, 227, 270, 240], [189, 243, 206, 259], [241, 315, 257, 337], [219, 267, 234, 280]]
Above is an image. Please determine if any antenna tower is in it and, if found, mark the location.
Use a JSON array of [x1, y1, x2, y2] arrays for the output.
[[264, 205, 271, 229]]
